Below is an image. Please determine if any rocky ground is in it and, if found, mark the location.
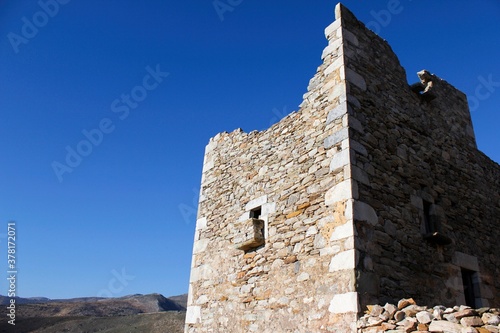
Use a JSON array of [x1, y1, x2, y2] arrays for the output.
[[357, 298, 500, 333]]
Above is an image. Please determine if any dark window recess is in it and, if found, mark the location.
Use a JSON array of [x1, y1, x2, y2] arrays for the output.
[[250, 206, 265, 244], [250, 207, 262, 219], [422, 201, 452, 245], [423, 200, 435, 233], [461, 268, 479, 308]]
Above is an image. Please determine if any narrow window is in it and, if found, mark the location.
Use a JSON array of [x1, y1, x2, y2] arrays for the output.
[[422, 201, 451, 245], [250, 206, 265, 244], [461, 268, 478, 307], [423, 200, 435, 234], [234, 206, 265, 252]]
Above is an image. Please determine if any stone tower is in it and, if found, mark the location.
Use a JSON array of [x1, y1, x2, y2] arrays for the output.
[[185, 3, 500, 332]]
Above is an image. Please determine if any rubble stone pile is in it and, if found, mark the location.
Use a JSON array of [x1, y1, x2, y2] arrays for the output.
[[357, 298, 500, 333]]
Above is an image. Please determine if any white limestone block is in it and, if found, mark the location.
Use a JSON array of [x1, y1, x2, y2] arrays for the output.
[[324, 128, 349, 149], [245, 195, 268, 211], [324, 56, 344, 76], [196, 217, 207, 230], [330, 149, 350, 173], [189, 266, 200, 283], [322, 38, 342, 59], [328, 292, 359, 313], [325, 179, 353, 205], [261, 202, 276, 216], [202, 159, 214, 172], [193, 239, 209, 254], [205, 139, 218, 154], [187, 284, 193, 305], [330, 222, 354, 241], [327, 83, 347, 102], [324, 18, 341, 39], [185, 305, 202, 324], [326, 103, 348, 124], [329, 249, 356, 272]]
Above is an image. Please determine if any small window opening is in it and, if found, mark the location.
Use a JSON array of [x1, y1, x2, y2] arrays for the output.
[[250, 207, 262, 219], [422, 200, 451, 245], [250, 206, 265, 245], [423, 200, 435, 234], [461, 268, 479, 308]]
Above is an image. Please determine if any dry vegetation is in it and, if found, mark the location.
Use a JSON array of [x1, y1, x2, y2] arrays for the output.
[[0, 294, 186, 333], [0, 312, 185, 333]]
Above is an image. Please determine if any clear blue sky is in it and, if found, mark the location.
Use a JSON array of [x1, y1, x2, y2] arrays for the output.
[[0, 1, 498, 299]]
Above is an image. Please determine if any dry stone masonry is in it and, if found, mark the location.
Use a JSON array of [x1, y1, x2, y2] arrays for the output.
[[357, 298, 500, 333], [185, 3, 500, 333]]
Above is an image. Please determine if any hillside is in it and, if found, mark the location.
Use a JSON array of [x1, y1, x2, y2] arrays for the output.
[[0, 293, 186, 333], [0, 312, 185, 333]]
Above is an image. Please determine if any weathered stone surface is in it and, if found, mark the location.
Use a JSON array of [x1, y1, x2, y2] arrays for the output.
[[483, 325, 500, 333], [456, 309, 479, 320], [324, 127, 349, 148], [368, 304, 384, 317], [398, 298, 416, 310], [462, 327, 478, 333], [416, 310, 434, 324], [460, 316, 485, 327], [233, 218, 265, 251], [482, 313, 500, 325], [428, 320, 464, 332], [394, 311, 406, 322], [384, 303, 397, 317]]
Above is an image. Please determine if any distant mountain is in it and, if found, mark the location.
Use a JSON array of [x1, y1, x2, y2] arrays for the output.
[[167, 294, 188, 309], [10, 293, 184, 318], [0, 295, 53, 305], [0, 293, 186, 311], [0, 293, 186, 332], [0, 295, 105, 305]]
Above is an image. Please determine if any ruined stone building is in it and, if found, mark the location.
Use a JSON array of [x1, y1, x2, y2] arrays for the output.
[[185, 3, 500, 332]]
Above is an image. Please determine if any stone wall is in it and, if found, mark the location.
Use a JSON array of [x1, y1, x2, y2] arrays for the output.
[[335, 4, 500, 310], [185, 3, 500, 333], [185, 4, 363, 332]]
